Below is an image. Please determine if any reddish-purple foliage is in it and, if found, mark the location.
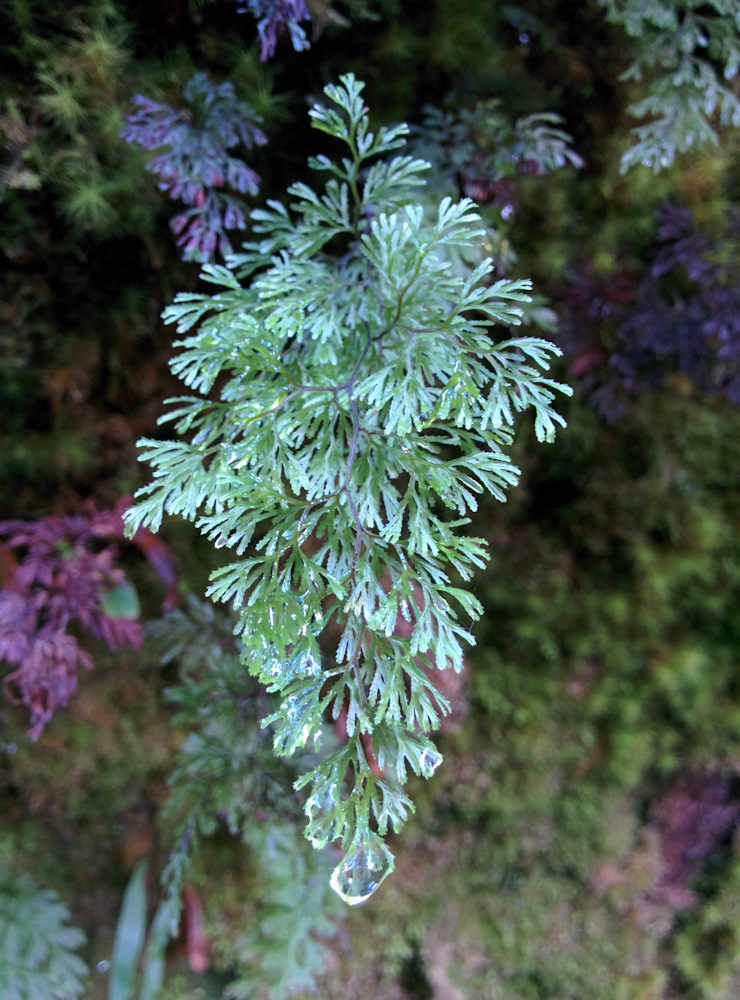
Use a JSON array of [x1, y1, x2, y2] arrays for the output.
[[121, 73, 267, 262], [557, 205, 740, 420], [651, 771, 740, 901], [0, 500, 178, 739], [591, 771, 740, 920], [236, 0, 311, 60]]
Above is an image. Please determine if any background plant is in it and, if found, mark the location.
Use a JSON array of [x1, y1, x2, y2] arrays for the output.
[[557, 202, 740, 419], [237, 0, 312, 60], [141, 596, 342, 998], [599, 0, 740, 172], [0, 500, 177, 739], [121, 74, 267, 262], [0, 868, 88, 1000]]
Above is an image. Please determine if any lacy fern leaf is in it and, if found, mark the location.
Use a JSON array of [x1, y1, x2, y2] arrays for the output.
[[126, 73, 571, 903]]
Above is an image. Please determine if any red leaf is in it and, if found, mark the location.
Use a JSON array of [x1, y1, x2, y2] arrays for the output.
[[182, 884, 209, 973]]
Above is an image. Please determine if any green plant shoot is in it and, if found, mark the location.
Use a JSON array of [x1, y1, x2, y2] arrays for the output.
[[125, 74, 571, 904]]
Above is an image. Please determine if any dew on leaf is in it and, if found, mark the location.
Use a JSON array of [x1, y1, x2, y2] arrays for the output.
[[419, 746, 442, 777], [306, 781, 336, 819], [329, 838, 394, 905], [286, 648, 321, 678]]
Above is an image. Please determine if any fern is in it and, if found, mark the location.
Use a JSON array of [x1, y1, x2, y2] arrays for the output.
[[0, 869, 88, 1000], [599, 0, 740, 171], [126, 74, 571, 904]]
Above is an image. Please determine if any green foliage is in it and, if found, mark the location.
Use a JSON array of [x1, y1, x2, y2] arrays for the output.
[[126, 73, 570, 900], [107, 860, 173, 1000], [109, 861, 150, 1000], [599, 0, 740, 171], [221, 823, 342, 999], [0, 869, 88, 1000], [149, 596, 342, 996], [672, 852, 740, 998], [27, 9, 141, 233]]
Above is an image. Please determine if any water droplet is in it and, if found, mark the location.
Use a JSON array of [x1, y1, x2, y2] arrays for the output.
[[214, 534, 227, 549], [96, 960, 110, 973], [419, 746, 443, 778], [329, 838, 394, 905]]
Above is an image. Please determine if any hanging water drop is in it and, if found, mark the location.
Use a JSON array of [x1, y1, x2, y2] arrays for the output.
[[329, 838, 394, 905], [214, 534, 227, 549], [418, 746, 443, 778]]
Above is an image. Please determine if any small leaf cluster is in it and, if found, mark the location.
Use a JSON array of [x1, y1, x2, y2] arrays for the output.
[[236, 0, 312, 60], [126, 74, 570, 897], [121, 73, 267, 261], [0, 869, 88, 1000], [599, 0, 740, 171], [414, 99, 584, 210]]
